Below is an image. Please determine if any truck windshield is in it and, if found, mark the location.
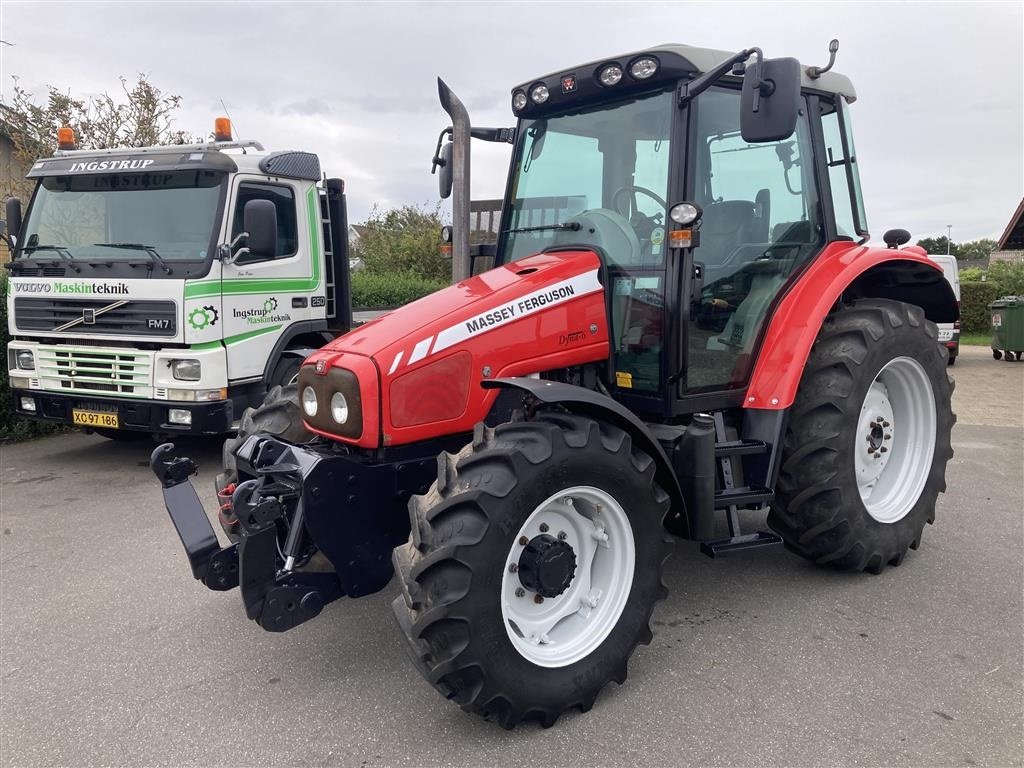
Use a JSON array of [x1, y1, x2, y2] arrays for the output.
[[16, 170, 225, 266], [501, 88, 674, 270]]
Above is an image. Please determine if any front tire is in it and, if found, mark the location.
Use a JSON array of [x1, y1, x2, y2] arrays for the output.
[[768, 299, 954, 573], [392, 412, 671, 728]]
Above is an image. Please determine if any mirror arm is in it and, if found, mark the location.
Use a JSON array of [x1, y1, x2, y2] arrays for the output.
[[431, 127, 453, 175], [678, 47, 756, 107]]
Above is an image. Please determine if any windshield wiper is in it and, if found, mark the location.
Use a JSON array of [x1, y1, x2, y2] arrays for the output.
[[94, 243, 173, 275], [19, 245, 82, 273], [505, 221, 581, 234]]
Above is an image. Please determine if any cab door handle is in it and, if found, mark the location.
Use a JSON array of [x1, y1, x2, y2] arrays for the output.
[[291, 297, 308, 308]]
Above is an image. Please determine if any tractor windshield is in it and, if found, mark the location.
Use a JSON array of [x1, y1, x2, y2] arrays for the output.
[[15, 169, 226, 276], [501, 88, 674, 270]]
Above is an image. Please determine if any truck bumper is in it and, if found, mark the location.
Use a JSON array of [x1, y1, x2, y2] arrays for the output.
[[10, 388, 234, 435], [150, 434, 440, 632]]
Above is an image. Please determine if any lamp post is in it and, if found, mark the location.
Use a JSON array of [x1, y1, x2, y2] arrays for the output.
[[946, 224, 952, 256]]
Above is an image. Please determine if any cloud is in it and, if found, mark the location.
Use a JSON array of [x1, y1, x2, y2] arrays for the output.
[[0, 1, 1020, 239]]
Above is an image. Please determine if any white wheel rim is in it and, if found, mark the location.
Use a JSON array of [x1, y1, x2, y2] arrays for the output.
[[854, 356, 936, 523], [500, 485, 635, 668]]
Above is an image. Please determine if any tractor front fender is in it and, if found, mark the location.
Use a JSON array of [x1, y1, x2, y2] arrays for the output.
[[746, 242, 958, 410], [482, 377, 690, 537]]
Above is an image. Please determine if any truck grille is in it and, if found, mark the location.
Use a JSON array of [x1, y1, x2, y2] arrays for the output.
[[35, 346, 152, 397], [14, 298, 177, 337]]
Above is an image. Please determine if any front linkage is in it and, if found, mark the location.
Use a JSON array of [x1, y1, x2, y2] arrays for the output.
[[150, 436, 436, 631]]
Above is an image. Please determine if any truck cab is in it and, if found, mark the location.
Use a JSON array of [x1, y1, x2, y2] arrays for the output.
[[4, 122, 351, 436]]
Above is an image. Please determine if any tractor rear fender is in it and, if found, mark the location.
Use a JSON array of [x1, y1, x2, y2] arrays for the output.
[[482, 377, 690, 537], [746, 242, 958, 411]]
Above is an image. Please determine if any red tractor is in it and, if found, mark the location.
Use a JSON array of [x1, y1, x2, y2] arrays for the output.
[[152, 41, 956, 729]]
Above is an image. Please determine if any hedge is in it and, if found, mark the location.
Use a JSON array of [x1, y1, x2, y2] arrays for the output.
[[351, 271, 447, 309], [960, 281, 1006, 334], [0, 272, 66, 441]]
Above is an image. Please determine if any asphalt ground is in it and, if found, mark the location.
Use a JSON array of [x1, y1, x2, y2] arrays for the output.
[[1, 344, 1021, 767]]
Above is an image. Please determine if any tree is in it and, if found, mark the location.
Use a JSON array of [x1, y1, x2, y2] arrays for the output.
[[915, 236, 959, 258], [352, 203, 447, 281], [1, 74, 198, 203], [957, 238, 998, 263]]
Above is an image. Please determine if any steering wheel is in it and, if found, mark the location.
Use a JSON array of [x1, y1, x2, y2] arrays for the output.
[[611, 185, 668, 218]]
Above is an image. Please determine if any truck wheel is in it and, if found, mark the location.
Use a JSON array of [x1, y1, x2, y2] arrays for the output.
[[216, 384, 313, 491], [768, 299, 954, 573], [392, 412, 672, 728]]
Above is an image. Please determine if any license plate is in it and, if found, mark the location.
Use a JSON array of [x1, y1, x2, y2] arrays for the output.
[[72, 409, 119, 428], [937, 329, 954, 341]]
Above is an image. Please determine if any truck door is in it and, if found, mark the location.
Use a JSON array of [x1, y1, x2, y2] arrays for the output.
[[221, 177, 316, 381], [682, 87, 826, 396]]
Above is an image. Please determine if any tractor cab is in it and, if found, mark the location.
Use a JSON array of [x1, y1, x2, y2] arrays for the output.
[[446, 44, 866, 418]]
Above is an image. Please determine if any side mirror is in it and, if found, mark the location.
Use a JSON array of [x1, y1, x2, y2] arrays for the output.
[[741, 57, 801, 143], [437, 142, 453, 199], [240, 199, 278, 261], [5, 197, 23, 244]]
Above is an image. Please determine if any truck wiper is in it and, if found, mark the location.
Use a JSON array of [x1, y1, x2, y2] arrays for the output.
[[94, 243, 173, 275], [505, 221, 581, 234], [19, 244, 82, 273]]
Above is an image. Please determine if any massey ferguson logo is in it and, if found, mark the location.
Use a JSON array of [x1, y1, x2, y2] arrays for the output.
[[315, 360, 328, 375]]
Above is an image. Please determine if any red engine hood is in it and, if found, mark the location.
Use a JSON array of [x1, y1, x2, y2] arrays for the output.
[[305, 249, 610, 447]]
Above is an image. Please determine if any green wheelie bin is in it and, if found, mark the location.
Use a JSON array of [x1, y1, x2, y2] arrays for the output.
[[989, 296, 1024, 361]]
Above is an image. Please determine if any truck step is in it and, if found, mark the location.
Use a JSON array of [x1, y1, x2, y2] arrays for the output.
[[700, 530, 783, 558], [713, 486, 774, 508], [714, 439, 769, 457]]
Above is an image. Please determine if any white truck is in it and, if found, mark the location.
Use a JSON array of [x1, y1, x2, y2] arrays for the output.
[[3, 120, 352, 437]]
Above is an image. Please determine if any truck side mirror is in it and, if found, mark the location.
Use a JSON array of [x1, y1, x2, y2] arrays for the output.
[[241, 199, 278, 261], [5, 197, 23, 245], [741, 57, 801, 143], [437, 142, 453, 199]]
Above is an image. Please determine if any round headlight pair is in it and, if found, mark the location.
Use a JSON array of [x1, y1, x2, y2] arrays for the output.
[[301, 386, 348, 424]]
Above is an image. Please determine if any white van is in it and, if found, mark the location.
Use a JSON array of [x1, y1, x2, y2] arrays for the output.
[[928, 254, 961, 364]]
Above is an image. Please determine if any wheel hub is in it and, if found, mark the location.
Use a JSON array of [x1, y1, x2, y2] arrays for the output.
[[518, 534, 577, 598]]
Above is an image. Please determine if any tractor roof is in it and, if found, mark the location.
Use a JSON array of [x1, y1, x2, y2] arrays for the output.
[[512, 42, 856, 107]]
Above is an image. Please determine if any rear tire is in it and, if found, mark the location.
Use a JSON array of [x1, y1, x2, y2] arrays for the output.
[[392, 412, 671, 728], [768, 299, 954, 573]]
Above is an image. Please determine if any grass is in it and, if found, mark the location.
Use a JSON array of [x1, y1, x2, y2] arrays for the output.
[[960, 333, 992, 347]]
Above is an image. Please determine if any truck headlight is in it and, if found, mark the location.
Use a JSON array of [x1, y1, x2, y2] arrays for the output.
[[330, 392, 348, 424], [171, 359, 201, 381], [16, 350, 34, 370], [302, 386, 318, 417]]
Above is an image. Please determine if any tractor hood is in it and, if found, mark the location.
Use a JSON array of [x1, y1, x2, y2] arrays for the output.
[[301, 249, 611, 447]]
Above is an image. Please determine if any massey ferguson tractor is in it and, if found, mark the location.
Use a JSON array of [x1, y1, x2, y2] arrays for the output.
[[151, 41, 956, 728]]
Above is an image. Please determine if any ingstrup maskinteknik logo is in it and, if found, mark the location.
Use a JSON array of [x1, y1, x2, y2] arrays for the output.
[[232, 297, 290, 326]]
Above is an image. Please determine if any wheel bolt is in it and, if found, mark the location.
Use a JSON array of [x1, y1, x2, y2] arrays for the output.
[[557, 531, 567, 541], [508, 563, 518, 573], [519, 536, 529, 546], [539, 523, 549, 533], [534, 594, 544, 604], [515, 587, 525, 598], [880, 446, 888, 453], [884, 434, 891, 440], [882, 421, 890, 427]]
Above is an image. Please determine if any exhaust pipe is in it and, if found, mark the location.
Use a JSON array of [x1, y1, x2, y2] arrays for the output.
[[437, 78, 471, 283]]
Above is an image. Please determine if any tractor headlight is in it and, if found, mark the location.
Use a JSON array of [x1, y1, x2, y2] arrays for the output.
[[598, 64, 623, 86], [530, 83, 550, 104], [629, 56, 659, 80], [512, 90, 528, 111], [16, 350, 34, 370], [302, 386, 318, 417], [171, 359, 201, 381], [330, 392, 349, 424]]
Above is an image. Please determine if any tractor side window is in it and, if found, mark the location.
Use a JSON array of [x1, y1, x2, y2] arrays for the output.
[[685, 87, 824, 393], [231, 181, 299, 259], [820, 100, 867, 239]]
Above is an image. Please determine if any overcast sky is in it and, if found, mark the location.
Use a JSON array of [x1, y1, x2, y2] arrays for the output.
[[1, 1, 1021, 242]]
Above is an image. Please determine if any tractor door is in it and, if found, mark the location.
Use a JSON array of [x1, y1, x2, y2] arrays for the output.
[[681, 87, 826, 396]]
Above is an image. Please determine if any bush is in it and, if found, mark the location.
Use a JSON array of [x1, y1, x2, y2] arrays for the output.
[[353, 204, 448, 281], [0, 272, 66, 441], [351, 271, 447, 309], [960, 280, 1006, 334], [986, 262, 1024, 296]]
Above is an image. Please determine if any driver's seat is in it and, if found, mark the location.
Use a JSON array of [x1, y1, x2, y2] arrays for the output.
[[698, 200, 757, 281]]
